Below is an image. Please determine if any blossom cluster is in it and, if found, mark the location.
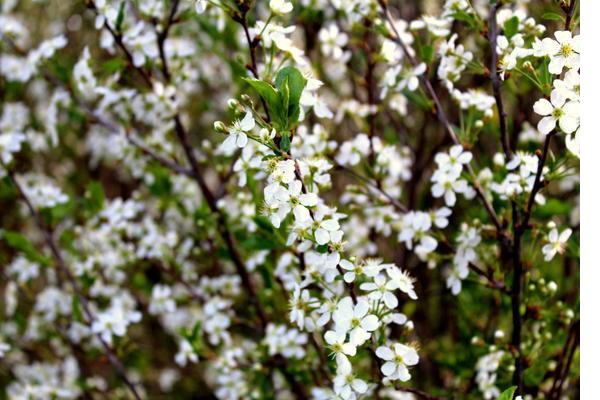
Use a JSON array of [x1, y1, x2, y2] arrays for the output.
[[0, 0, 579, 399]]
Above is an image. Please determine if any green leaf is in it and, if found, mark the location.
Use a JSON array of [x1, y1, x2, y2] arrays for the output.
[[2, 230, 51, 266], [84, 181, 105, 215], [72, 295, 84, 322], [101, 58, 127, 75], [498, 386, 517, 400], [542, 12, 564, 22], [280, 132, 291, 153], [274, 66, 306, 127], [243, 78, 279, 109], [243, 78, 284, 128], [451, 10, 481, 30], [420, 44, 434, 64], [115, 1, 126, 33], [503, 16, 520, 39], [280, 77, 291, 125]]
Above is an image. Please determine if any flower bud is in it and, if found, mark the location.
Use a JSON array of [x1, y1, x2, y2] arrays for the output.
[[227, 98, 240, 110], [213, 121, 227, 133], [240, 94, 253, 105], [493, 152, 505, 167]]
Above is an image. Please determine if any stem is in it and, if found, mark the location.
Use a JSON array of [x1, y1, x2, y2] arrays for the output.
[[488, 2, 512, 158]]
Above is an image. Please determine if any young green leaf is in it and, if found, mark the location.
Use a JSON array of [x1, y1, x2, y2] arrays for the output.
[[498, 386, 517, 400], [2, 230, 51, 266], [503, 16, 520, 39], [275, 66, 306, 126]]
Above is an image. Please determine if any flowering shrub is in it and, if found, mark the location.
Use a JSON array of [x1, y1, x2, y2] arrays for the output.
[[0, 0, 579, 399]]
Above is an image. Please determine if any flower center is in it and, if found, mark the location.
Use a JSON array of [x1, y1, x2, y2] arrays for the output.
[[552, 108, 564, 119], [559, 43, 573, 57]]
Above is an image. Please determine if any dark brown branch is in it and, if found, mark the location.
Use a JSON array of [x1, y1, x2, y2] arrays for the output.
[[488, 2, 512, 158], [549, 319, 579, 399]]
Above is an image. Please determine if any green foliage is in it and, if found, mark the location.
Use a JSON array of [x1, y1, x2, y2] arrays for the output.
[[1, 230, 51, 266], [83, 181, 105, 216], [244, 66, 307, 134], [542, 12, 564, 22], [498, 386, 517, 400], [503, 16, 520, 40]]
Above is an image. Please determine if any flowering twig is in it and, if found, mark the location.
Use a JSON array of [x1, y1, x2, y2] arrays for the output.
[[378, 0, 503, 233], [5, 168, 143, 400]]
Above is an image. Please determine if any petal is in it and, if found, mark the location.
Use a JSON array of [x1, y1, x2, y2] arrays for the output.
[[221, 134, 237, 152], [343, 272, 356, 283], [554, 30, 572, 44], [563, 101, 580, 117], [240, 112, 255, 131], [314, 228, 330, 245], [537, 116, 556, 135], [381, 361, 397, 376], [349, 328, 369, 346], [299, 193, 318, 207], [559, 115, 578, 134], [550, 90, 566, 108], [341, 342, 357, 356], [293, 205, 311, 222], [533, 98, 553, 116], [431, 183, 444, 197], [236, 132, 248, 148], [383, 292, 398, 309], [351, 379, 368, 394], [321, 219, 340, 231], [324, 330, 338, 345], [375, 346, 394, 361], [548, 58, 564, 75], [361, 315, 380, 331], [559, 228, 572, 242], [397, 364, 411, 381], [353, 299, 369, 319], [444, 190, 456, 207]]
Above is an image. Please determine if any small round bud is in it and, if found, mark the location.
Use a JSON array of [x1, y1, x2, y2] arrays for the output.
[[547, 281, 558, 293], [227, 98, 240, 110], [240, 94, 252, 104], [493, 152, 505, 167], [523, 60, 534, 72], [213, 121, 227, 133], [494, 330, 505, 339], [547, 221, 557, 229], [475, 120, 484, 128]]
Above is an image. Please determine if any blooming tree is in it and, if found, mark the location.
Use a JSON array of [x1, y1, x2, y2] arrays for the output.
[[0, 0, 579, 399]]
